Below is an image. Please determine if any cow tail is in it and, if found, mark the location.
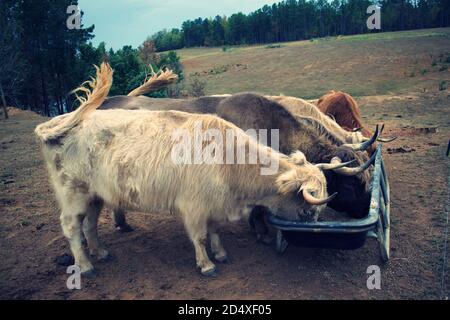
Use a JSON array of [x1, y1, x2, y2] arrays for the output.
[[35, 62, 113, 143], [127, 68, 178, 97]]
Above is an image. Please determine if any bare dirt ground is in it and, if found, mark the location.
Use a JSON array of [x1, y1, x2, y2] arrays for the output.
[[0, 89, 449, 300]]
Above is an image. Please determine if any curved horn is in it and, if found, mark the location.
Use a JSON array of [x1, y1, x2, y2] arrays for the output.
[[343, 125, 379, 151], [376, 124, 397, 142], [331, 152, 377, 176], [316, 159, 356, 171], [378, 136, 397, 143], [352, 127, 362, 132], [302, 190, 338, 206]]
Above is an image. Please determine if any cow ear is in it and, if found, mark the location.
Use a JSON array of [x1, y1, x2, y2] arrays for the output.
[[289, 151, 307, 166], [276, 169, 302, 195]]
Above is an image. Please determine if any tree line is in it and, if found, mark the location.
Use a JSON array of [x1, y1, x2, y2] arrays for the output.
[[151, 0, 450, 51], [1, 0, 449, 118], [0, 0, 183, 118]]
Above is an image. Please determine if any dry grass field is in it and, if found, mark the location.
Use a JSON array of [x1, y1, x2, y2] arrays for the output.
[[178, 28, 450, 98]]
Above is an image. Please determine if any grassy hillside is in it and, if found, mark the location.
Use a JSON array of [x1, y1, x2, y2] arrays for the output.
[[174, 28, 450, 98]]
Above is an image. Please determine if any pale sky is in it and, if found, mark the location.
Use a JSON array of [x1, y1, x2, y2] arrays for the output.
[[78, 0, 280, 50]]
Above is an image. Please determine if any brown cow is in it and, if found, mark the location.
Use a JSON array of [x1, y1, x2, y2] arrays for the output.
[[317, 91, 395, 154]]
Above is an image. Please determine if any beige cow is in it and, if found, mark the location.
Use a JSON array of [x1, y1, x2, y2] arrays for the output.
[[36, 63, 346, 276]]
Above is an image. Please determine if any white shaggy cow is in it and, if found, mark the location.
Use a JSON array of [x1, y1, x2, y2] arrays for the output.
[[35, 63, 343, 276], [208, 94, 366, 145]]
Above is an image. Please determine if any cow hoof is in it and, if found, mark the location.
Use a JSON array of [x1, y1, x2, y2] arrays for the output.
[[97, 253, 114, 263], [82, 269, 97, 279], [201, 266, 217, 277], [260, 235, 275, 245], [214, 254, 229, 263], [90, 249, 112, 263], [115, 224, 134, 233], [55, 253, 74, 267]]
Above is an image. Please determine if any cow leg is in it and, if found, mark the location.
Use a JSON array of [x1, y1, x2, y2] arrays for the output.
[[59, 193, 95, 276], [209, 226, 228, 263], [82, 197, 111, 262], [112, 208, 134, 233], [182, 215, 216, 276]]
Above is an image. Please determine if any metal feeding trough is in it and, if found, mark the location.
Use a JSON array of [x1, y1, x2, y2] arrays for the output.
[[267, 144, 391, 263]]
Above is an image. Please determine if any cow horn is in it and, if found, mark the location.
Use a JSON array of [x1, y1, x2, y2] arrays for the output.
[[331, 152, 377, 176], [378, 136, 397, 143], [343, 125, 380, 151], [302, 190, 338, 206], [316, 159, 357, 171], [376, 125, 396, 142]]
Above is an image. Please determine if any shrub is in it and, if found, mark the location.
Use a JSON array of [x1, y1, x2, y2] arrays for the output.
[[188, 77, 207, 97]]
